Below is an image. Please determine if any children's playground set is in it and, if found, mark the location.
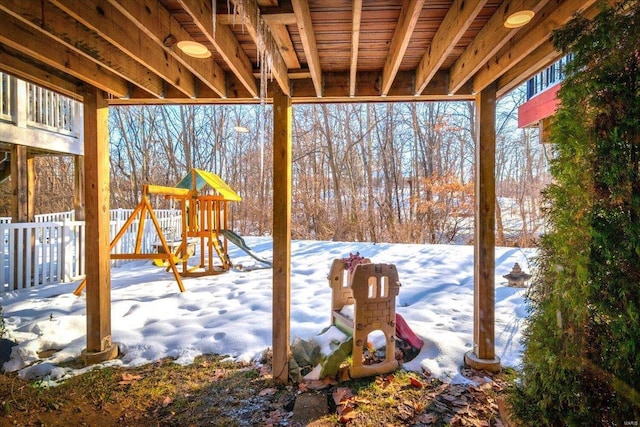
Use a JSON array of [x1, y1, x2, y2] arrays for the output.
[[73, 169, 423, 380], [73, 168, 270, 295]]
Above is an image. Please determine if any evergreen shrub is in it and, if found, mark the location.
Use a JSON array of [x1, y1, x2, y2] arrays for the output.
[[510, 1, 640, 425]]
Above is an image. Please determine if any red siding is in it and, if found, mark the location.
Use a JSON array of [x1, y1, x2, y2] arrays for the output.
[[518, 83, 561, 128]]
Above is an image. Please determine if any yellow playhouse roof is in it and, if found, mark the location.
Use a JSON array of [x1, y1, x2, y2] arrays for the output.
[[176, 169, 241, 201]]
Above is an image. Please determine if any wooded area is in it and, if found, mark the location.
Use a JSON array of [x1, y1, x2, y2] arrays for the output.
[[1, 89, 550, 247]]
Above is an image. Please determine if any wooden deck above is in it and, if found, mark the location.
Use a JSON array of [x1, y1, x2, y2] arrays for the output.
[[0, 0, 609, 105]]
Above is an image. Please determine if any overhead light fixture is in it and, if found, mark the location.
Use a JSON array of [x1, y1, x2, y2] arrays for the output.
[[234, 126, 250, 133], [504, 10, 535, 28], [176, 41, 211, 58]]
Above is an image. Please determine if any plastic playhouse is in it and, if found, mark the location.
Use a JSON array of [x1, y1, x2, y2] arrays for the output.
[[327, 256, 402, 378]]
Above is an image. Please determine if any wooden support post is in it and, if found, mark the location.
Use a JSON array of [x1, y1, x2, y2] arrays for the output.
[[27, 155, 34, 222], [10, 144, 33, 287], [465, 82, 501, 372], [272, 85, 292, 384], [81, 86, 118, 365], [74, 155, 85, 221], [10, 144, 29, 222]]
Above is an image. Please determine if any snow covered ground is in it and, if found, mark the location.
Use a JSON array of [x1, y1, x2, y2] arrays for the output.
[[0, 238, 536, 384]]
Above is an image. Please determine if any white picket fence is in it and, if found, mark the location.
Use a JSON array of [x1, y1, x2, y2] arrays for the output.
[[0, 209, 182, 293]]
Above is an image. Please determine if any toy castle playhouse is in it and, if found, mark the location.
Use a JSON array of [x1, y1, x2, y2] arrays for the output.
[[327, 257, 402, 378]]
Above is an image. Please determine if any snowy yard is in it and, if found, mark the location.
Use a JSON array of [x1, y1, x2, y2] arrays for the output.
[[0, 238, 536, 384]]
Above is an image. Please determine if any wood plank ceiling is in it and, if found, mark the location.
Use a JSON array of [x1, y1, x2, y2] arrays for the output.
[[0, 0, 603, 104]]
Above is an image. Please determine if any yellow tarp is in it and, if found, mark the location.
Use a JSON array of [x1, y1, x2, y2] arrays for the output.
[[176, 168, 241, 201]]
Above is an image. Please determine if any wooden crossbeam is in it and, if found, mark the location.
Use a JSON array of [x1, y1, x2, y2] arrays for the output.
[[229, 0, 290, 96], [0, 10, 129, 98], [53, 0, 199, 98], [292, 0, 322, 97], [380, 0, 425, 96], [471, 0, 597, 95], [349, 0, 363, 98], [177, 0, 259, 98], [415, 0, 487, 95], [448, 0, 549, 95], [107, 0, 227, 98]]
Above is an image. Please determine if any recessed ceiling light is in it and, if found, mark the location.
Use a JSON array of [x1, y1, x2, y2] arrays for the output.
[[504, 10, 535, 28], [176, 41, 211, 58]]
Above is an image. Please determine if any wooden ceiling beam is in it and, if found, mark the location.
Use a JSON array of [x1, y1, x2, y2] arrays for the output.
[[52, 0, 198, 98], [269, 23, 301, 70], [258, 0, 279, 6], [229, 0, 290, 96], [471, 0, 597, 94], [218, 1, 296, 26], [448, 0, 549, 95], [292, 70, 474, 100], [253, 0, 300, 71], [349, 0, 363, 98], [114, 70, 475, 104], [496, 39, 558, 98], [415, 0, 487, 95], [0, 10, 129, 98], [496, 0, 616, 98], [262, 13, 297, 26], [381, 0, 426, 96], [292, 0, 322, 97], [0, 45, 82, 100], [108, 0, 226, 98], [261, 0, 296, 26], [0, 0, 165, 98], [177, 0, 259, 98]]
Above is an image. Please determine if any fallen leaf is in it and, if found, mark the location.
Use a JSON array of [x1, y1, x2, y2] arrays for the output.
[[339, 409, 357, 424], [336, 401, 356, 417], [161, 396, 173, 407], [397, 402, 415, 421], [452, 397, 469, 407], [298, 382, 309, 392], [376, 374, 394, 388], [333, 387, 354, 405], [259, 388, 277, 396], [409, 377, 423, 388], [118, 373, 143, 385], [338, 366, 351, 382], [354, 396, 372, 405], [263, 409, 283, 426], [419, 413, 438, 424], [307, 380, 330, 390], [442, 393, 458, 402], [211, 369, 226, 380], [480, 382, 493, 391]]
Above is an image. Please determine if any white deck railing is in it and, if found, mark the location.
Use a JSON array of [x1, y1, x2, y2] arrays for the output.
[[0, 209, 182, 293], [26, 83, 78, 136], [0, 72, 12, 122], [0, 71, 81, 139]]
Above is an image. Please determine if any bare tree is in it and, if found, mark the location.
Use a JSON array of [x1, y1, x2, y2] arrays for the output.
[[22, 97, 548, 248]]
